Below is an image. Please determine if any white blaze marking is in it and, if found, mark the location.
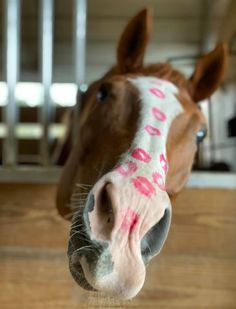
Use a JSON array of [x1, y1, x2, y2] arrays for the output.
[[116, 77, 184, 196]]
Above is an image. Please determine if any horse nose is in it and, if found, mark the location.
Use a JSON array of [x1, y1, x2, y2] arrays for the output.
[[83, 174, 171, 246], [78, 174, 171, 299]]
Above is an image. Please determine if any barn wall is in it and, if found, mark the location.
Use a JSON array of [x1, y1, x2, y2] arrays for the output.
[[0, 0, 230, 82], [0, 0, 235, 171]]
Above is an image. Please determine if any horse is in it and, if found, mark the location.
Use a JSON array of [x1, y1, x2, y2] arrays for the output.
[[56, 9, 227, 300]]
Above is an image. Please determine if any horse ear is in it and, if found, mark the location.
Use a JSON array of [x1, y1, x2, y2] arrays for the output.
[[117, 8, 152, 73], [190, 43, 228, 102]]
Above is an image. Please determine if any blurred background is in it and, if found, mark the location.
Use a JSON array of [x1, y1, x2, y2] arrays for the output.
[[0, 0, 235, 179], [0, 1, 236, 308]]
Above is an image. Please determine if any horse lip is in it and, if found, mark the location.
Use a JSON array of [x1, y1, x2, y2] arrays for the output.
[[68, 207, 97, 292], [69, 255, 97, 291]]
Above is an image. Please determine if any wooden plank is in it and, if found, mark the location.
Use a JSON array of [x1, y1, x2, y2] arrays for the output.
[[1, 250, 236, 308], [18, 18, 202, 43], [52, 43, 196, 83], [17, 64, 192, 84], [87, 0, 203, 18], [54, 42, 198, 66], [11, 0, 229, 20], [0, 185, 236, 256], [50, 0, 229, 19], [219, 0, 236, 42], [0, 185, 236, 307], [0, 0, 228, 43], [167, 188, 236, 257], [0, 184, 69, 248], [16, 41, 198, 71], [45, 0, 204, 19]]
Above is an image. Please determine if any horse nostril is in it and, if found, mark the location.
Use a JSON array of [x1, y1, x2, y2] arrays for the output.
[[87, 193, 95, 213], [100, 183, 114, 224], [86, 182, 115, 241], [141, 207, 171, 262]]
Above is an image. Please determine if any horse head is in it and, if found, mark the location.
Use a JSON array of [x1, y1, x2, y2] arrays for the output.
[[56, 9, 227, 299]]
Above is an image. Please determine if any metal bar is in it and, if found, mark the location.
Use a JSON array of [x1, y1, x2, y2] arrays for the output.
[[73, 0, 87, 141], [207, 97, 216, 164], [39, 0, 54, 165], [3, 0, 20, 166]]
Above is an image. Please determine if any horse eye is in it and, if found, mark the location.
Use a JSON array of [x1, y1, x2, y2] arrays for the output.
[[96, 83, 111, 102], [196, 127, 207, 144]]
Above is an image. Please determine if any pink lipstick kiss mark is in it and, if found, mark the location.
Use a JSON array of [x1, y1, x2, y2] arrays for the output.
[[152, 107, 167, 122], [132, 176, 155, 197], [115, 161, 138, 177], [152, 107, 167, 121], [149, 88, 166, 99], [121, 208, 138, 234], [160, 153, 168, 174], [144, 124, 161, 136], [131, 148, 151, 163], [152, 172, 166, 191]]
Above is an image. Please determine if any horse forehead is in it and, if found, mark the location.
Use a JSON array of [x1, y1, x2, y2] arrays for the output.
[[128, 76, 183, 114], [129, 76, 178, 93]]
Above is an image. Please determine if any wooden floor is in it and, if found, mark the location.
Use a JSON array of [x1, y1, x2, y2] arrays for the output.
[[1, 184, 236, 308]]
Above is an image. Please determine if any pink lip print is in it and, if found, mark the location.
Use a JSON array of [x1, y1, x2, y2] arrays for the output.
[[144, 124, 161, 136], [149, 88, 166, 99], [160, 153, 168, 174], [120, 208, 138, 234], [131, 148, 151, 163], [152, 107, 167, 122], [132, 176, 155, 197], [115, 161, 138, 177], [152, 172, 165, 191]]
